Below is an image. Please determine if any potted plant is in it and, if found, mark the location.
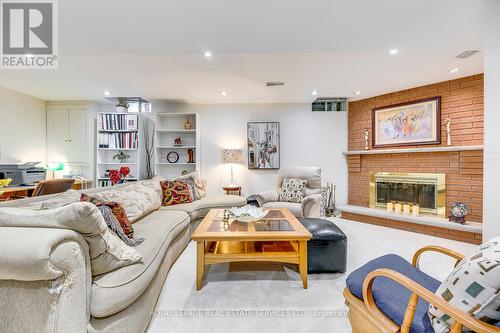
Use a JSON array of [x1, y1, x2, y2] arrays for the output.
[[0, 178, 12, 196], [116, 97, 129, 112], [113, 151, 130, 163]]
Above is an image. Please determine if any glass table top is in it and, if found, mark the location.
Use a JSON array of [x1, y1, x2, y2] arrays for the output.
[[207, 210, 295, 233]]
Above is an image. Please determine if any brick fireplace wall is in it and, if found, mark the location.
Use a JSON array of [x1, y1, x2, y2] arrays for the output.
[[347, 74, 484, 226]]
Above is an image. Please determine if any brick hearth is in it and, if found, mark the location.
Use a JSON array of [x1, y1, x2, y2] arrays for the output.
[[345, 74, 484, 242]]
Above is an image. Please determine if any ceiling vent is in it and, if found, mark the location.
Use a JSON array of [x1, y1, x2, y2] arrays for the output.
[[265, 81, 285, 87], [312, 97, 348, 112], [456, 50, 479, 59]]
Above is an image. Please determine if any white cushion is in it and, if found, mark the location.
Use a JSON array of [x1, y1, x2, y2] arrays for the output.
[[90, 181, 161, 223], [91, 210, 190, 317], [429, 237, 500, 332], [0, 202, 142, 276]]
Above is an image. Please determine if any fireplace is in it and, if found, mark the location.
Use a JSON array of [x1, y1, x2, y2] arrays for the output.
[[369, 172, 446, 217]]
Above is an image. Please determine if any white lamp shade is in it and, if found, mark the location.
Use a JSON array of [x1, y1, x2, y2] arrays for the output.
[[222, 149, 243, 163]]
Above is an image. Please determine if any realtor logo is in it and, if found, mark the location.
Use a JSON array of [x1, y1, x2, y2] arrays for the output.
[[1, 0, 58, 69]]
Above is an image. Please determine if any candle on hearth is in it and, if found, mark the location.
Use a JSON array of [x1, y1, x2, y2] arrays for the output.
[[394, 203, 402, 214], [386, 202, 394, 212], [403, 203, 410, 215], [412, 205, 420, 216]]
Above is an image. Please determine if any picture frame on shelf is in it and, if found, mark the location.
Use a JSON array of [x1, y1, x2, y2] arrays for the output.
[[372, 97, 441, 148]]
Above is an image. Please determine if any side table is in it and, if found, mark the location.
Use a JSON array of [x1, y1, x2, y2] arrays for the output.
[[223, 186, 241, 196]]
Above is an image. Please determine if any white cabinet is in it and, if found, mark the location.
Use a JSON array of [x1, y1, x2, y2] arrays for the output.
[[47, 108, 89, 163]]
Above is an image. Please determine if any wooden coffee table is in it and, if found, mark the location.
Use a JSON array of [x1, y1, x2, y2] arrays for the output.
[[191, 208, 312, 290]]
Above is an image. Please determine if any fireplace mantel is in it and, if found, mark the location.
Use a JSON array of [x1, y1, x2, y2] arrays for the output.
[[344, 145, 483, 156]]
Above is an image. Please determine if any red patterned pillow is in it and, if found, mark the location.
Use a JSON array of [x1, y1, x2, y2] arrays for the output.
[[80, 193, 134, 237], [160, 180, 192, 206]]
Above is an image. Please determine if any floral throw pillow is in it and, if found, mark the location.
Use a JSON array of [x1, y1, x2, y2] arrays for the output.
[[81, 193, 134, 237], [279, 178, 307, 203], [160, 180, 193, 206]]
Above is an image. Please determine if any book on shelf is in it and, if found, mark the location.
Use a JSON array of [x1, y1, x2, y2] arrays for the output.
[[99, 113, 138, 131], [98, 132, 138, 149]]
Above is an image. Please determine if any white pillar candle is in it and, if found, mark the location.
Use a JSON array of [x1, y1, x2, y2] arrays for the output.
[[403, 203, 410, 215], [412, 205, 420, 216], [394, 203, 402, 214], [386, 202, 394, 212]]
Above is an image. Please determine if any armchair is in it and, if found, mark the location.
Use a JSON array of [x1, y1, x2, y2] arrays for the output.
[[344, 245, 500, 333], [255, 166, 322, 218]]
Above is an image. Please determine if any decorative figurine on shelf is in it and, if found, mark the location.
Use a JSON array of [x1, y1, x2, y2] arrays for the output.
[[188, 148, 195, 163], [446, 118, 451, 146], [174, 137, 183, 146], [184, 117, 192, 130], [112, 151, 130, 163], [449, 202, 469, 224], [364, 128, 369, 150]]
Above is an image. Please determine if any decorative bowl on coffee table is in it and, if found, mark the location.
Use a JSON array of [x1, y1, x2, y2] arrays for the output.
[[229, 205, 268, 223]]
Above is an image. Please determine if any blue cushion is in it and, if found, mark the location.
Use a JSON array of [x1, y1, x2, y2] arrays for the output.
[[346, 254, 441, 333]]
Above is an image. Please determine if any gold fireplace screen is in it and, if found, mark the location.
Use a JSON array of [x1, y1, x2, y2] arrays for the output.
[[369, 172, 446, 217]]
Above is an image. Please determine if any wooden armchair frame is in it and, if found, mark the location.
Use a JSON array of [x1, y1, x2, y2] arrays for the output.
[[344, 246, 500, 333]]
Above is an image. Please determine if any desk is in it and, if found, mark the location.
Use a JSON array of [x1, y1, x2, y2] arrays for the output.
[[0, 178, 93, 201]]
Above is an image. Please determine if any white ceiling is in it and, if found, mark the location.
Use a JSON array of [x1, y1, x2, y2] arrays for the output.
[[0, 0, 486, 103]]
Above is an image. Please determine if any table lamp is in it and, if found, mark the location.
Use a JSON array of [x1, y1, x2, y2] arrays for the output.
[[221, 148, 243, 187]]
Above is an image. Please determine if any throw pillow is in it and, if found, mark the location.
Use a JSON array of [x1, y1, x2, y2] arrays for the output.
[[176, 175, 200, 201], [178, 171, 207, 198], [160, 180, 193, 206], [81, 193, 135, 238], [97, 205, 144, 247], [89, 181, 161, 223], [428, 237, 500, 332], [0, 202, 143, 276], [279, 178, 307, 203]]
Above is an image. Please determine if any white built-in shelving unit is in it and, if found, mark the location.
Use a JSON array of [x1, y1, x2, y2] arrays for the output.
[[155, 113, 200, 178], [96, 112, 140, 187]]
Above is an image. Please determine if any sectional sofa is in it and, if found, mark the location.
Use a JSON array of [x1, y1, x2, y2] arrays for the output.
[[0, 177, 246, 333]]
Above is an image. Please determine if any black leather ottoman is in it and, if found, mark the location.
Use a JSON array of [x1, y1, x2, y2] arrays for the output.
[[299, 218, 347, 273]]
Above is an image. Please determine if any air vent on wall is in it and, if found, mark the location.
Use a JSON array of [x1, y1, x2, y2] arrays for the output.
[[312, 97, 348, 112], [265, 81, 285, 87], [456, 50, 479, 59]]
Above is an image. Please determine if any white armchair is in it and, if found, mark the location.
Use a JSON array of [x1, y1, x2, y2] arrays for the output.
[[255, 167, 322, 218]]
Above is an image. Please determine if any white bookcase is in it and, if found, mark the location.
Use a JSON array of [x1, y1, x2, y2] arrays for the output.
[[96, 112, 141, 187], [155, 113, 200, 178]]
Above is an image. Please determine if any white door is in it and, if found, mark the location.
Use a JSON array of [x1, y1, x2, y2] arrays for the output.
[[46, 108, 69, 163], [67, 109, 88, 163]]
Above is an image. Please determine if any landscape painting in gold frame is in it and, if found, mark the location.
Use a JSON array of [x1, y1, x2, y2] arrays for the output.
[[372, 97, 441, 148]]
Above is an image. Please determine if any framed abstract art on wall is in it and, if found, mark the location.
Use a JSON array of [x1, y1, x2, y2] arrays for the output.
[[372, 97, 441, 148], [247, 121, 280, 169]]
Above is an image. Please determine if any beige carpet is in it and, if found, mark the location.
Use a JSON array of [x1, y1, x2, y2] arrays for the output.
[[147, 218, 476, 333]]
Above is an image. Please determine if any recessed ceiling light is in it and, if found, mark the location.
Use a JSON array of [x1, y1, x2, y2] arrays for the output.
[[103, 90, 111, 96], [448, 67, 459, 73], [221, 90, 227, 96], [312, 90, 318, 96], [354, 91, 361, 95], [203, 51, 212, 58], [389, 49, 399, 55]]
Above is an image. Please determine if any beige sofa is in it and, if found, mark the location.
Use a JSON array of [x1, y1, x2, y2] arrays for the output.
[[0, 178, 246, 333]]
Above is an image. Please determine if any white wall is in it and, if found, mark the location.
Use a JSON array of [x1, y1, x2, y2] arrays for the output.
[[146, 101, 348, 206], [0, 86, 46, 164], [483, 0, 500, 239]]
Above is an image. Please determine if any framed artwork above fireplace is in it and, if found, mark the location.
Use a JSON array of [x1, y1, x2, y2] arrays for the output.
[[372, 97, 441, 148]]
